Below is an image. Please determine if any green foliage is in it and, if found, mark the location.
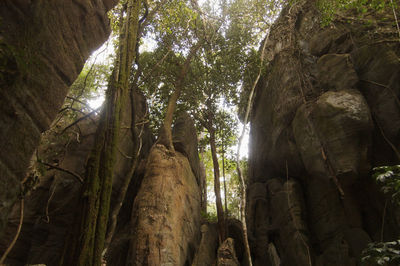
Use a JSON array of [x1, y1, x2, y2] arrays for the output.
[[362, 240, 400, 265], [52, 62, 111, 131], [373, 165, 400, 204], [200, 148, 244, 219], [201, 210, 218, 222], [361, 165, 400, 265], [317, 0, 399, 26]]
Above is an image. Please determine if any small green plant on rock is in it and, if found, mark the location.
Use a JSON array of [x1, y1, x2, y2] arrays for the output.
[[362, 240, 400, 265], [361, 165, 400, 265], [317, 0, 399, 26], [373, 165, 400, 204]]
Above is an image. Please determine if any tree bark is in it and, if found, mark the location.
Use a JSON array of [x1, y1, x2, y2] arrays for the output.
[[156, 40, 203, 151], [222, 145, 228, 218], [210, 127, 226, 243], [60, 1, 141, 265]]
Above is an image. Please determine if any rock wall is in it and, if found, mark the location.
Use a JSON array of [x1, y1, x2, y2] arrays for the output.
[[0, 0, 118, 235], [0, 90, 153, 266], [105, 113, 203, 266], [192, 223, 219, 266], [248, 1, 400, 265]]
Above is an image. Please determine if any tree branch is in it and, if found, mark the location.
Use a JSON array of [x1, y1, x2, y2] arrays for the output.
[[0, 198, 24, 265], [66, 96, 94, 111], [60, 107, 101, 134], [38, 161, 84, 184]]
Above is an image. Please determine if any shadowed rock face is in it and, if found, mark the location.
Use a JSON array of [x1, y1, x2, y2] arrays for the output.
[[173, 112, 202, 185], [192, 223, 219, 266], [248, 2, 400, 265], [0, 0, 119, 235], [0, 90, 152, 266]]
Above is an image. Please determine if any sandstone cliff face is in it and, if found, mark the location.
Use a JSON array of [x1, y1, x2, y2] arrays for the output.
[[248, 1, 400, 265], [105, 113, 203, 266], [123, 113, 202, 266], [0, 0, 118, 235], [192, 223, 219, 266], [126, 144, 201, 265]]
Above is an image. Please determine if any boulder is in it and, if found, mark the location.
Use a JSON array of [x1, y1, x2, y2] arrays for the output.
[[316, 53, 358, 91], [293, 89, 373, 182], [192, 223, 218, 266], [217, 238, 240, 266], [173, 112, 201, 185], [127, 145, 201, 265]]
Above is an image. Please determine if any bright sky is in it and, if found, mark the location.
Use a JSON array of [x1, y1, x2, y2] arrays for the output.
[[86, 39, 114, 109], [85, 38, 250, 158], [238, 125, 250, 158], [84, 3, 251, 157], [88, 96, 105, 109]]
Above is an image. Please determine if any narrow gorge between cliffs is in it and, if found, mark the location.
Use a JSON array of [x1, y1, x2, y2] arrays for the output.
[[1, 0, 400, 265]]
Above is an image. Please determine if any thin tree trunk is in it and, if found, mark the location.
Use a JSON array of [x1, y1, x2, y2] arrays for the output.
[[200, 148, 207, 213], [210, 128, 226, 243], [103, 95, 146, 254], [60, 1, 141, 265], [0, 198, 23, 265], [156, 40, 203, 150], [222, 145, 228, 217]]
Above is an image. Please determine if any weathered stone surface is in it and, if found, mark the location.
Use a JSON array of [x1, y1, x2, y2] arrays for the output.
[[173, 112, 201, 184], [109, 89, 154, 226], [309, 29, 352, 56], [247, 179, 313, 266], [127, 144, 201, 266], [0, 91, 153, 265], [0, 0, 119, 235], [248, 1, 400, 265], [192, 223, 218, 266], [0, 119, 97, 266], [227, 219, 245, 264], [217, 238, 240, 266], [316, 53, 358, 90], [267, 243, 280, 266], [269, 179, 312, 266], [249, 55, 306, 183], [353, 45, 400, 165], [247, 182, 269, 265], [293, 89, 373, 182]]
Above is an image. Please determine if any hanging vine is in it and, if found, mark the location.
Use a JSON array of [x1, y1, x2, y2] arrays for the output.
[[59, 0, 141, 265]]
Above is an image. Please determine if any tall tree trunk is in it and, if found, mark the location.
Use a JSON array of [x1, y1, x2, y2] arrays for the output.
[[209, 128, 226, 243], [200, 148, 208, 213], [60, 1, 141, 265], [222, 145, 228, 218], [156, 41, 203, 150]]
